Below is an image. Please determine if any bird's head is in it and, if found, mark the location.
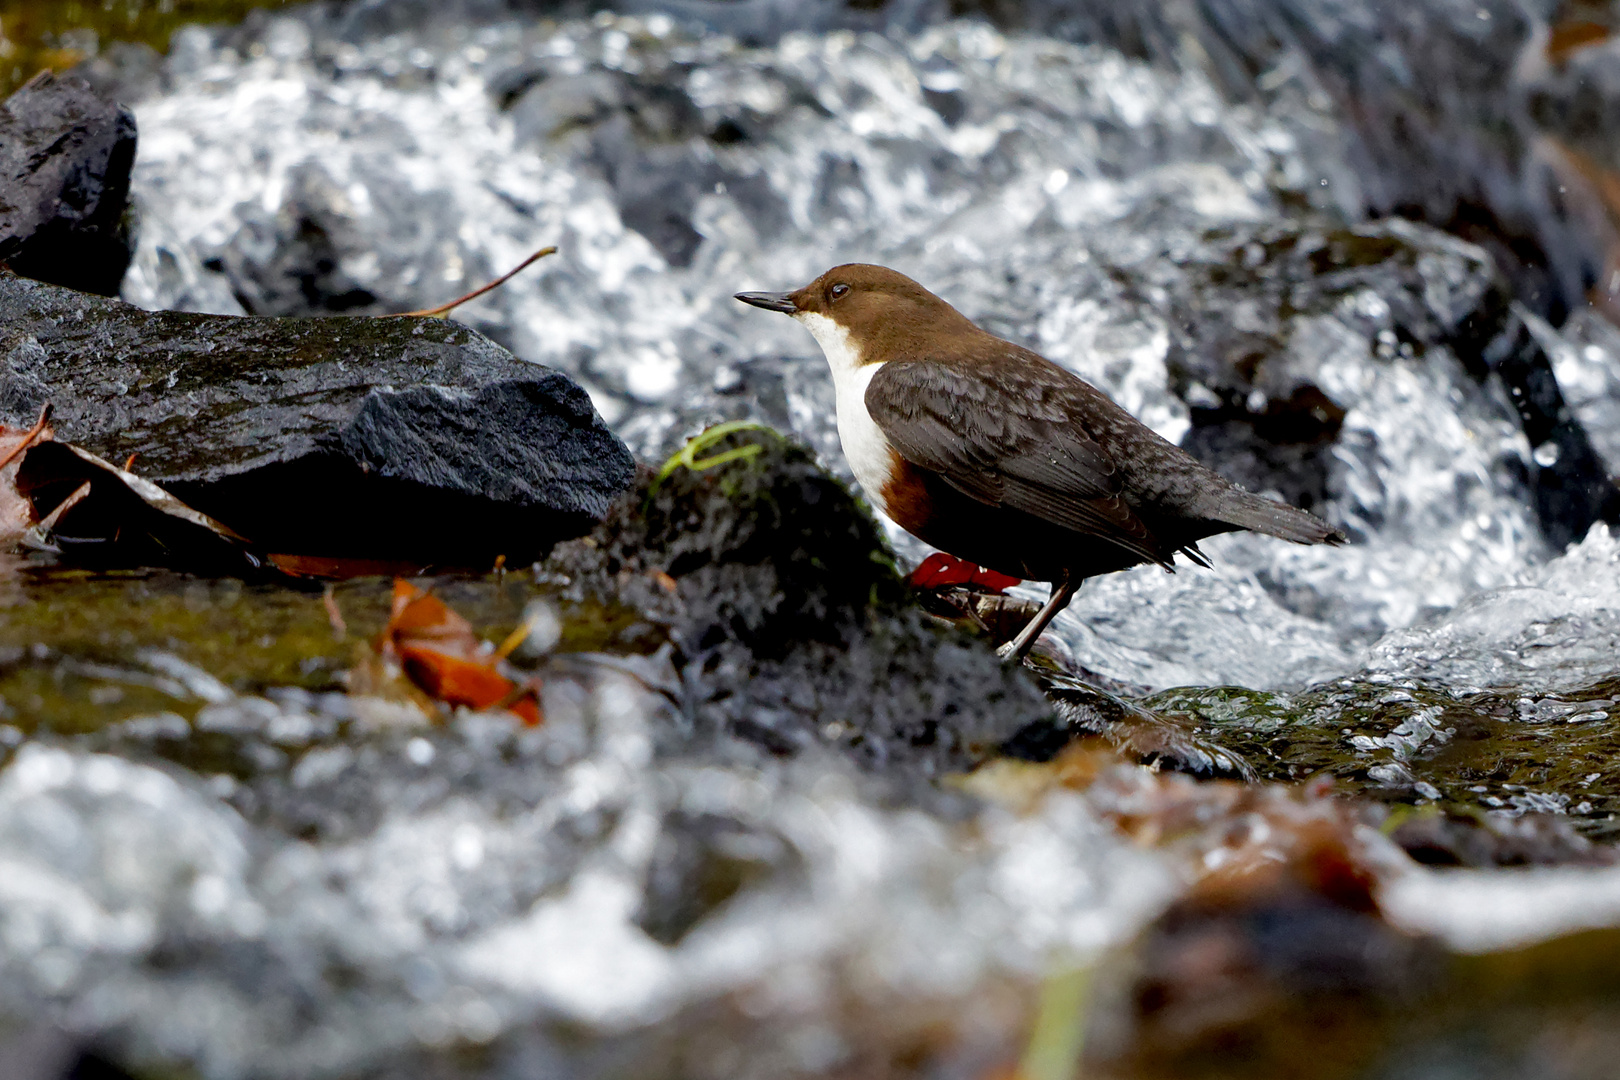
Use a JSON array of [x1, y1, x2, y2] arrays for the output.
[[735, 264, 977, 364]]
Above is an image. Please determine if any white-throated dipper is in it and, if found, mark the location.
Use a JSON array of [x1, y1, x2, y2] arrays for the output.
[[735, 264, 1345, 662]]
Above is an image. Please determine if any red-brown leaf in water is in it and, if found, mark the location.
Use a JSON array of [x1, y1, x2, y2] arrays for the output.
[[377, 579, 542, 725], [267, 553, 436, 580]]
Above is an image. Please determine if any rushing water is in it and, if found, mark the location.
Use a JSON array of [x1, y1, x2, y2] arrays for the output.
[[115, 6, 1580, 689], [5, 3, 1620, 1077]]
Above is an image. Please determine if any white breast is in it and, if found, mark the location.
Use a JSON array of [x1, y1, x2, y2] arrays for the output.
[[797, 312, 895, 512]]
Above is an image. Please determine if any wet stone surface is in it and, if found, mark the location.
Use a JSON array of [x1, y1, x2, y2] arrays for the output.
[[541, 427, 1047, 781], [0, 273, 634, 566], [0, 72, 135, 297]]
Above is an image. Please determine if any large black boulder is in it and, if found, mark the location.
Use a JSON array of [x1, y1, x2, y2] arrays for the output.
[[0, 72, 136, 297], [0, 272, 633, 566]]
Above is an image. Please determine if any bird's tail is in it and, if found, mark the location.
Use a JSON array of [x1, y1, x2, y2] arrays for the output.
[[1216, 489, 1345, 545]]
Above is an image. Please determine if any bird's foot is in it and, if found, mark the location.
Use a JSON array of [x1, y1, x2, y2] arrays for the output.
[[996, 639, 1032, 665]]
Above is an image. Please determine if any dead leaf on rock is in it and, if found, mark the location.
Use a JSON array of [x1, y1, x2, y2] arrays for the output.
[[374, 579, 543, 725], [14, 439, 263, 574], [0, 403, 54, 544]]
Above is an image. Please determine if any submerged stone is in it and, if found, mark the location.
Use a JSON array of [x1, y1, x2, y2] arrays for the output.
[[1089, 825, 1442, 1080], [0, 72, 136, 297], [1147, 672, 1620, 846], [0, 272, 633, 567], [1010, 671, 1257, 782]]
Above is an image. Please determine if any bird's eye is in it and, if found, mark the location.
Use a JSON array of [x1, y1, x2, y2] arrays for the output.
[[830, 283, 850, 300]]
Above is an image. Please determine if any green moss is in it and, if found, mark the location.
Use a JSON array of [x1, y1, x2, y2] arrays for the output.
[[1, 0, 294, 97], [1146, 677, 1620, 839], [0, 563, 656, 739]]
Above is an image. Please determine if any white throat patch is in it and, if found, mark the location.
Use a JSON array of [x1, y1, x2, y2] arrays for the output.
[[796, 312, 895, 510]]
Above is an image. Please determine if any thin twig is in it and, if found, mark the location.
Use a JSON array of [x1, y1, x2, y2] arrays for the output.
[[323, 584, 347, 639], [494, 616, 532, 660], [0, 402, 53, 472], [388, 245, 558, 319]]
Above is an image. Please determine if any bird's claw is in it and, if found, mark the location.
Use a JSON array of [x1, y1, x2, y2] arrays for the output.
[[996, 639, 1030, 665]]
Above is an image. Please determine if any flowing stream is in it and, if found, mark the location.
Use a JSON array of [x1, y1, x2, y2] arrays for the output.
[[4, 2, 1620, 1076]]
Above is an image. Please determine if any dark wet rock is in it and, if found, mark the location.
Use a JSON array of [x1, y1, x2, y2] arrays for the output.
[[0, 272, 633, 566], [636, 811, 804, 945], [1542, 309, 1620, 476], [0, 1022, 134, 1080], [1086, 827, 1444, 1080], [215, 161, 398, 316], [1007, 672, 1257, 781], [1148, 673, 1620, 847], [1482, 311, 1620, 547], [1528, 23, 1620, 183], [506, 70, 635, 142], [543, 426, 1048, 777], [0, 72, 136, 297], [501, 64, 789, 268], [1152, 219, 1620, 548], [1389, 809, 1613, 869]]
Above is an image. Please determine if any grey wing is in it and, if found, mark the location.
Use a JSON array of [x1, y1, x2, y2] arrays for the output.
[[864, 358, 1170, 567]]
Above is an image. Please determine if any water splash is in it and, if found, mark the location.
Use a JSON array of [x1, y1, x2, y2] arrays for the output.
[[117, 10, 1571, 691]]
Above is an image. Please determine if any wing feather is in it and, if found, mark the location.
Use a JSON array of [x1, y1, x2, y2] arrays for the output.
[[865, 357, 1172, 567]]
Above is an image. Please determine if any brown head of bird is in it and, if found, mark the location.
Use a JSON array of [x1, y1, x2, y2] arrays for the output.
[[736, 263, 1344, 661]]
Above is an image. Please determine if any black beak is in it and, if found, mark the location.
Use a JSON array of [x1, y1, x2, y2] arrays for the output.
[[734, 291, 797, 314]]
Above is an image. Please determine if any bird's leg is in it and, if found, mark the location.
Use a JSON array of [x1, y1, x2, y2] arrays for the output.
[[997, 573, 1078, 664]]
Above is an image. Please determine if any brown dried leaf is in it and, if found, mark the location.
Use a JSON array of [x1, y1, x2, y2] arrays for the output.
[[376, 580, 542, 725]]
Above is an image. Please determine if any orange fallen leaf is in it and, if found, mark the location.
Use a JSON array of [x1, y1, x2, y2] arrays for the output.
[[377, 579, 542, 725], [396, 644, 541, 725], [1547, 19, 1609, 63], [385, 580, 477, 645]]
